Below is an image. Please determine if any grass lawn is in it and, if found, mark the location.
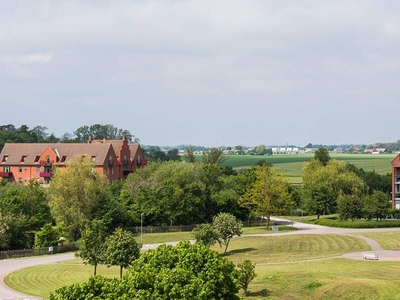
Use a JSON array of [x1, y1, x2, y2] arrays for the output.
[[6, 234, 372, 299], [354, 232, 400, 250]]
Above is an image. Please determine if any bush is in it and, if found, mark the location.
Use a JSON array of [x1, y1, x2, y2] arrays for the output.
[[313, 218, 400, 228]]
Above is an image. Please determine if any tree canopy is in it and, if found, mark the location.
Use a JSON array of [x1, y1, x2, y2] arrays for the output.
[[240, 165, 293, 228], [47, 155, 110, 240], [48, 241, 240, 299]]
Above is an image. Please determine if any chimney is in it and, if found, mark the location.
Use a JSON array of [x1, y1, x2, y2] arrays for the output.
[[88, 136, 93, 143]]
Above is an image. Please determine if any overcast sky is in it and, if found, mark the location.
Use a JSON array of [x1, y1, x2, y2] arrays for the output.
[[1, 1, 399, 147]]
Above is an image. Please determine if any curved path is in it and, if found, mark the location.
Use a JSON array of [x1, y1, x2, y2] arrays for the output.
[[2, 219, 400, 299], [0, 253, 74, 300]]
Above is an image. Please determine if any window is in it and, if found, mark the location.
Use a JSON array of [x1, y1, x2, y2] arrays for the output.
[[18, 178, 22, 183], [46, 155, 50, 163], [21, 155, 27, 162], [1, 155, 8, 162], [36, 167, 41, 173], [112, 166, 114, 175], [34, 155, 40, 163], [18, 166, 23, 173], [3, 166, 10, 172], [60, 156, 67, 163]]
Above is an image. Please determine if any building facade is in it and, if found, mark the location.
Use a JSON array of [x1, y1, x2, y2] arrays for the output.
[[392, 154, 400, 209], [0, 135, 146, 185]]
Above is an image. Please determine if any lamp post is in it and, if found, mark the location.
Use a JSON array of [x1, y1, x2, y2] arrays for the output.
[[140, 213, 144, 243]]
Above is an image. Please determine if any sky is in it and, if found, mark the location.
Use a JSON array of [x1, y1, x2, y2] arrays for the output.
[[1, 1, 400, 147]]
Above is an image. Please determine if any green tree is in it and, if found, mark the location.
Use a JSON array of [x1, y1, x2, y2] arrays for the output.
[[212, 212, 243, 253], [73, 124, 132, 143], [75, 219, 108, 276], [237, 260, 257, 296], [166, 149, 181, 161], [363, 190, 391, 221], [34, 223, 59, 248], [337, 195, 364, 221], [183, 147, 196, 163], [240, 165, 292, 228], [48, 241, 240, 299], [47, 155, 110, 240], [103, 228, 141, 278], [202, 148, 226, 164], [191, 223, 219, 248], [302, 160, 365, 218], [314, 147, 330, 166]]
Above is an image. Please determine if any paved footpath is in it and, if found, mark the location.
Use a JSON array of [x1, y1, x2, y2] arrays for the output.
[[1, 219, 400, 299], [0, 253, 74, 300]]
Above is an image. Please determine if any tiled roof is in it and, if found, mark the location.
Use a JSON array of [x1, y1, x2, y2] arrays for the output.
[[0, 143, 115, 166]]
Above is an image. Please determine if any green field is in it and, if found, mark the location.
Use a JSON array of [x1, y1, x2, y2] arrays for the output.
[[221, 153, 396, 184], [6, 231, 400, 299]]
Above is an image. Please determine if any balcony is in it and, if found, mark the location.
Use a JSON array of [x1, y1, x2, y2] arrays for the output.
[[40, 160, 54, 166], [39, 172, 52, 178], [0, 172, 11, 178]]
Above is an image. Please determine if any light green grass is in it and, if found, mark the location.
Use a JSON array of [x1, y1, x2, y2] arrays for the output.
[[4, 263, 120, 298], [354, 232, 400, 250], [250, 259, 400, 300], [6, 234, 371, 298]]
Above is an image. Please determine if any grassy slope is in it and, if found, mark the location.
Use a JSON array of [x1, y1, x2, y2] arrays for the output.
[[6, 234, 373, 299]]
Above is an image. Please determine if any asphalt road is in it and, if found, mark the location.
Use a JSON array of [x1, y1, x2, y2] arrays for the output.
[[1, 218, 400, 299]]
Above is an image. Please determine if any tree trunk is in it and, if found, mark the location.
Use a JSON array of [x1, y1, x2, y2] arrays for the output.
[[94, 263, 97, 276], [266, 216, 270, 229], [120, 266, 123, 278], [224, 239, 230, 253]]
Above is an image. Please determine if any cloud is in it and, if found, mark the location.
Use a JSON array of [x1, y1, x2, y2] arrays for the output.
[[0, 52, 53, 64]]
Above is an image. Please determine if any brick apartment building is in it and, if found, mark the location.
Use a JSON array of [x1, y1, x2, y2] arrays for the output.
[[392, 153, 400, 209], [0, 135, 146, 185]]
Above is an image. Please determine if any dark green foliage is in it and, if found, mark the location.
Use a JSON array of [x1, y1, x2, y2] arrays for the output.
[[73, 124, 133, 143], [34, 223, 60, 248], [313, 147, 330, 166], [103, 228, 141, 278], [0, 180, 52, 250], [48, 241, 240, 300], [313, 218, 400, 228]]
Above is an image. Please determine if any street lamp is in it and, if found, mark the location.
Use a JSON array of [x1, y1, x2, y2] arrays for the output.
[[140, 213, 144, 243]]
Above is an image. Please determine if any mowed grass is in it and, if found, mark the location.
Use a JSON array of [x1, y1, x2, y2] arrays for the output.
[[4, 263, 120, 298], [355, 232, 400, 250], [251, 259, 400, 300], [6, 234, 371, 298]]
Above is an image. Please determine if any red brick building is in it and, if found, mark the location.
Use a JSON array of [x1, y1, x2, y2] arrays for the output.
[[392, 154, 400, 209], [0, 135, 146, 185]]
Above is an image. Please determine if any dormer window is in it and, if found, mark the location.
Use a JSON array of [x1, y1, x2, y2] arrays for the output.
[[60, 156, 67, 163], [2, 155, 8, 162], [92, 156, 96, 161], [34, 155, 40, 163], [21, 155, 27, 162]]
